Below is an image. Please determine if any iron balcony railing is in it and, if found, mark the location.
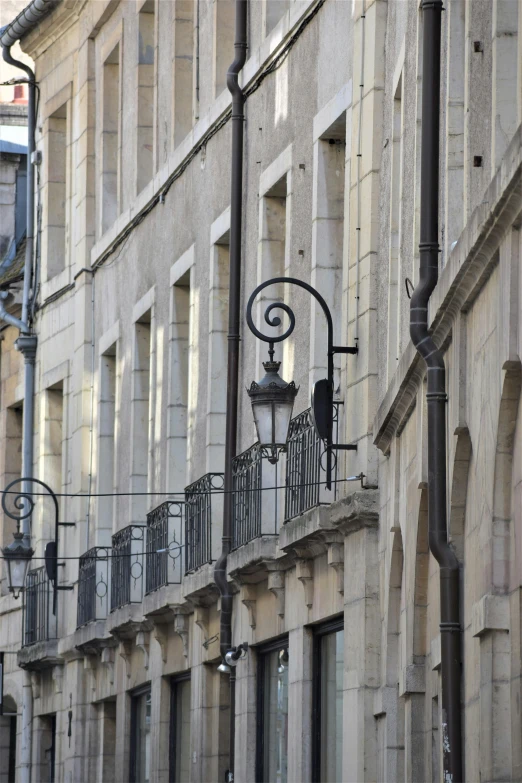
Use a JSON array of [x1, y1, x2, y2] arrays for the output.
[[232, 443, 262, 548], [145, 501, 184, 594], [77, 547, 111, 628], [284, 405, 339, 521], [185, 473, 224, 573], [110, 525, 146, 611], [23, 566, 57, 647]]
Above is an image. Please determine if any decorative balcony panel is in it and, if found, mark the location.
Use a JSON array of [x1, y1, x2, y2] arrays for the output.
[[77, 547, 111, 628], [23, 566, 57, 647], [110, 525, 146, 611], [145, 501, 184, 594], [184, 473, 224, 573], [284, 405, 339, 522], [231, 441, 281, 550], [232, 443, 262, 549]]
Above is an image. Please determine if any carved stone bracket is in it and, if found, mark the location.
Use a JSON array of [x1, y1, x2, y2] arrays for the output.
[[119, 639, 133, 679], [295, 560, 314, 609], [173, 610, 190, 658], [267, 570, 285, 619], [327, 542, 345, 594], [100, 646, 115, 684], [152, 623, 169, 664], [135, 631, 151, 671], [329, 491, 379, 536], [31, 671, 41, 700], [53, 665, 64, 694], [240, 584, 257, 630], [83, 655, 98, 693], [194, 606, 209, 639]]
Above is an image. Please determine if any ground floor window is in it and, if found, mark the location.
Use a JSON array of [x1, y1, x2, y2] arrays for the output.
[[130, 686, 151, 783], [256, 636, 289, 783], [170, 673, 191, 782], [0, 694, 17, 783], [313, 617, 344, 782]]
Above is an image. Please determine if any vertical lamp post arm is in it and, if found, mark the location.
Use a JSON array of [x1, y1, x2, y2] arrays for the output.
[[1, 477, 74, 612], [246, 277, 358, 488]]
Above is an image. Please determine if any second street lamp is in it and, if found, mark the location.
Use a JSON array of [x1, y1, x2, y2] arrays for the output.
[[246, 277, 358, 488], [247, 343, 298, 464], [2, 527, 34, 599]]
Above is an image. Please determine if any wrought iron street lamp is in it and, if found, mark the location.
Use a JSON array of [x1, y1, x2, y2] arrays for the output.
[[1, 477, 74, 609], [246, 277, 358, 488], [247, 343, 298, 464], [1, 527, 33, 599]]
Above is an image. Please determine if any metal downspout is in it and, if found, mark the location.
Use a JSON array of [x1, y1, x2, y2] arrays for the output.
[[409, 2, 463, 781], [213, 0, 247, 779]]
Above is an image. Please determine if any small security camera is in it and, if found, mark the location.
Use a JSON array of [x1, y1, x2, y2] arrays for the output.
[[223, 643, 249, 668]]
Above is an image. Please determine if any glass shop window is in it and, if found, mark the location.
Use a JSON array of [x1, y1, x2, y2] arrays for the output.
[[170, 674, 191, 782], [313, 618, 344, 782], [257, 638, 289, 783], [131, 688, 151, 783]]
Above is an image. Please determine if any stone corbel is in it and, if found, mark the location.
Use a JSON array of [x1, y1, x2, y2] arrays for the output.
[[53, 665, 64, 694], [327, 542, 344, 594], [267, 570, 285, 619], [152, 623, 169, 664], [119, 639, 133, 679], [135, 630, 151, 671], [101, 646, 115, 685], [31, 671, 41, 700], [240, 584, 257, 630], [194, 606, 209, 639], [173, 611, 190, 658], [84, 655, 98, 693], [399, 663, 426, 697], [296, 559, 314, 609]]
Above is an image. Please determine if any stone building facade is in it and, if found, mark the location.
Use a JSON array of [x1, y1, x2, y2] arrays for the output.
[[0, 0, 521, 782]]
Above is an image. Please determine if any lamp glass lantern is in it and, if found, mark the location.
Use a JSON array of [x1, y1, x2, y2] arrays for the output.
[[2, 530, 34, 599], [247, 349, 298, 463]]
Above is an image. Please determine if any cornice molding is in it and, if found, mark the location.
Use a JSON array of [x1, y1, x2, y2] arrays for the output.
[[374, 126, 522, 454]]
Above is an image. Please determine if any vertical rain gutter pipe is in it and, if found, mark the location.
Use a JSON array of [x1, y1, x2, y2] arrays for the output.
[[214, 0, 247, 779], [1, 7, 58, 783], [409, 2, 463, 781]]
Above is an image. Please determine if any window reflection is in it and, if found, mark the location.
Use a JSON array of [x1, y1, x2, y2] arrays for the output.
[[133, 690, 151, 783], [319, 629, 344, 782], [261, 644, 289, 783]]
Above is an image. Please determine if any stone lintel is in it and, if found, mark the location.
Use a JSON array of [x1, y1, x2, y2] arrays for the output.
[[472, 594, 510, 637]]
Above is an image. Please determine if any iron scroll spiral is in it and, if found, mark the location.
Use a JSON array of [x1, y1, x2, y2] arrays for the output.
[[246, 277, 334, 351], [1, 477, 58, 523]]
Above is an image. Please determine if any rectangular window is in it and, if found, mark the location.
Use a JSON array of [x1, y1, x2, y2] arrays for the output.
[[386, 74, 403, 381], [312, 618, 344, 782], [168, 271, 190, 489], [173, 0, 195, 148], [214, 0, 235, 98], [265, 0, 289, 35], [170, 674, 191, 782], [207, 227, 229, 471], [137, 1, 155, 193], [256, 637, 289, 783], [131, 314, 152, 523], [97, 345, 117, 542], [46, 102, 68, 279], [101, 44, 120, 234], [35, 714, 56, 783], [131, 688, 152, 783]]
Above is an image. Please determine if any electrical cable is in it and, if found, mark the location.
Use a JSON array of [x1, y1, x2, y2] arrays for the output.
[[1, 473, 368, 499]]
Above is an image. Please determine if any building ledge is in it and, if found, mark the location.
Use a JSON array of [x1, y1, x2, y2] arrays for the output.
[[143, 583, 182, 618], [17, 639, 62, 671], [181, 563, 219, 607], [227, 536, 285, 583], [58, 620, 113, 658], [106, 603, 147, 637]]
